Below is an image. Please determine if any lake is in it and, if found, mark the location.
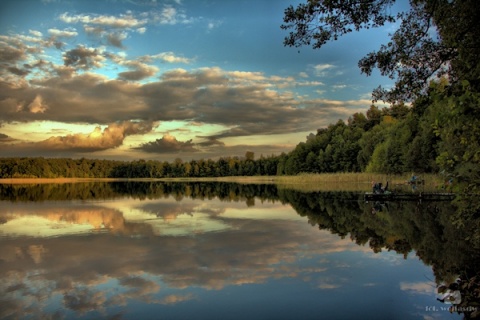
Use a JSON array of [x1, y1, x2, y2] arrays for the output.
[[1, 182, 478, 319]]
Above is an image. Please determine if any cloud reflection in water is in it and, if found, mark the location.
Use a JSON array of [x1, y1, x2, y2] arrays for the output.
[[0, 191, 445, 319]]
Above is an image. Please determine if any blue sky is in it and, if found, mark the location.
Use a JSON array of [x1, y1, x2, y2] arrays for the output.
[[0, 0, 397, 161]]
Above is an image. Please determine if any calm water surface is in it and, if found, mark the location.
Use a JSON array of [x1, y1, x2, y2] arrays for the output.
[[0, 182, 477, 319]]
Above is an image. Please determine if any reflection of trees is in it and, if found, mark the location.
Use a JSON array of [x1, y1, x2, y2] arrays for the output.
[[0, 182, 280, 204], [280, 188, 480, 319], [0, 182, 119, 202], [1, 182, 479, 318]]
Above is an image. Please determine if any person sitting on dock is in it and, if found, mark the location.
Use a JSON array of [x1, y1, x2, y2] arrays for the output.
[[372, 181, 389, 194]]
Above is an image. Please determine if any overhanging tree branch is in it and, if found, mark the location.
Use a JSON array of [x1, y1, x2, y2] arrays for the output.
[[281, 0, 479, 103]]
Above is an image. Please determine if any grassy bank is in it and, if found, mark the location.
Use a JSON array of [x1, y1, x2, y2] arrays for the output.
[[275, 173, 445, 192], [0, 173, 446, 192]]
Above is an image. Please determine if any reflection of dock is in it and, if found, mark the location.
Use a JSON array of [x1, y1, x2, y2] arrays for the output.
[[364, 192, 456, 202]]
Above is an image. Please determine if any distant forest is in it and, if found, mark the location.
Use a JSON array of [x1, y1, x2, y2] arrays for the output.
[[1, 79, 479, 186]]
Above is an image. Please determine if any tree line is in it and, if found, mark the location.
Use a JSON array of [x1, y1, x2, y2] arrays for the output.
[[0, 153, 279, 179], [280, 0, 480, 191], [280, 80, 480, 188]]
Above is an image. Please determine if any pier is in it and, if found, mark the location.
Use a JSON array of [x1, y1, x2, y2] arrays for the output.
[[364, 192, 456, 202]]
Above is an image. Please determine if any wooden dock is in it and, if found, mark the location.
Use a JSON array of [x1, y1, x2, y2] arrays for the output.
[[364, 192, 456, 202]]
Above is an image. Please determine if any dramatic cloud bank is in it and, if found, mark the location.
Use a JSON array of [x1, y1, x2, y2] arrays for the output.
[[0, 1, 383, 160]]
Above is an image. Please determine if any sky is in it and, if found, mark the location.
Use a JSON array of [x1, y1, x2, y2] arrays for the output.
[[0, 0, 398, 161]]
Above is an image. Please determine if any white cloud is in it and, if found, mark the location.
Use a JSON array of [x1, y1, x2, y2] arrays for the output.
[[317, 283, 341, 289], [332, 84, 348, 90], [29, 30, 43, 37], [15, 34, 44, 44], [48, 28, 78, 38], [313, 64, 336, 77], [159, 6, 177, 24], [207, 20, 223, 32], [227, 70, 266, 82], [298, 72, 308, 78], [151, 5, 193, 25], [150, 52, 192, 64], [59, 12, 147, 28], [296, 81, 324, 87]]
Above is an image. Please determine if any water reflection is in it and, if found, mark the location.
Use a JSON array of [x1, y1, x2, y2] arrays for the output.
[[0, 182, 478, 319]]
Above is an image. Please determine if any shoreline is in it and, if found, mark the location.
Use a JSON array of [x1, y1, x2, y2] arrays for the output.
[[0, 174, 396, 184], [0, 177, 279, 184], [0, 177, 123, 184], [0, 173, 444, 192]]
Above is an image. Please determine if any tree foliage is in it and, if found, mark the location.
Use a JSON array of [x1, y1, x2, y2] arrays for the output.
[[282, 0, 480, 103], [429, 81, 480, 189], [0, 155, 280, 179]]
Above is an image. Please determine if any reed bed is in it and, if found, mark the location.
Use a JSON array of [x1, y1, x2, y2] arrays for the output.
[[274, 173, 446, 192]]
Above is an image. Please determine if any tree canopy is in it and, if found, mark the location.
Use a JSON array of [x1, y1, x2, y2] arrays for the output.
[[281, 0, 480, 102]]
